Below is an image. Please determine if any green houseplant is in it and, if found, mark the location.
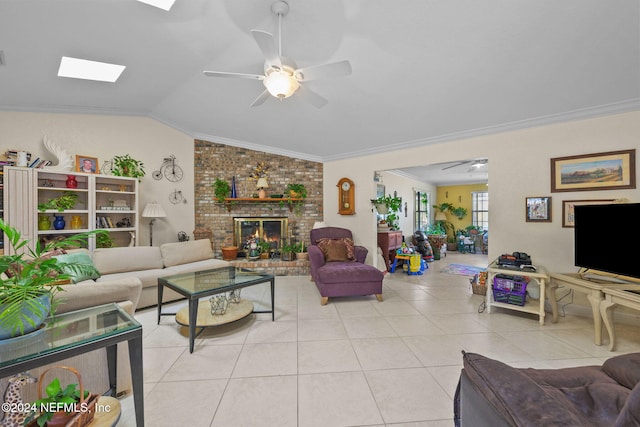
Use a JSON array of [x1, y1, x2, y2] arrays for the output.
[[0, 219, 102, 340], [213, 178, 230, 203], [371, 194, 402, 229], [281, 243, 295, 261], [29, 377, 91, 427], [451, 206, 468, 220], [285, 183, 307, 199], [111, 154, 146, 180], [38, 191, 78, 212]]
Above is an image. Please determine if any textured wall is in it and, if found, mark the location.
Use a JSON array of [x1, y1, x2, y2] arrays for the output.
[[194, 140, 323, 261]]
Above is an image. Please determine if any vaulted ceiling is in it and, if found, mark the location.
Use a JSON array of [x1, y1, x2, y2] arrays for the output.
[[1, 0, 638, 173]]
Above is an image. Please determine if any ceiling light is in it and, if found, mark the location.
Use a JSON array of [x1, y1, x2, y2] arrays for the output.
[[136, 0, 176, 11], [58, 57, 125, 82], [263, 70, 299, 99]]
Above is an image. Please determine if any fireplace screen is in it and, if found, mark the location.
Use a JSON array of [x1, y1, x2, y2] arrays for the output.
[[234, 217, 289, 253]]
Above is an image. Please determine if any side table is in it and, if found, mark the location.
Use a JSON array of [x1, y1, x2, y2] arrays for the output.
[[485, 261, 549, 325], [600, 288, 640, 351]]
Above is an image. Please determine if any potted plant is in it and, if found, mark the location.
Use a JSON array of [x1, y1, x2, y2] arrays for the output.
[[371, 194, 402, 228], [285, 183, 307, 199], [258, 241, 271, 259], [111, 154, 145, 180], [37, 191, 79, 212], [213, 178, 231, 203], [433, 202, 454, 213], [293, 241, 308, 261], [26, 366, 97, 427], [0, 219, 102, 340], [281, 243, 295, 261], [451, 206, 468, 220]]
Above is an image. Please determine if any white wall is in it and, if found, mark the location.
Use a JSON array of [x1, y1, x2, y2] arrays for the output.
[[0, 111, 194, 246], [323, 111, 640, 273]]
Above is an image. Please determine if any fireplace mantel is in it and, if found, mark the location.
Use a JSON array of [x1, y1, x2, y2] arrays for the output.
[[219, 197, 305, 212]]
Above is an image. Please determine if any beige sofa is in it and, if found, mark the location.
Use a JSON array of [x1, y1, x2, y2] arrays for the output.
[[92, 238, 230, 309]]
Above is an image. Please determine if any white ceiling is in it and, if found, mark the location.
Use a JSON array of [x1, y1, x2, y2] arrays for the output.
[[1, 0, 638, 184]]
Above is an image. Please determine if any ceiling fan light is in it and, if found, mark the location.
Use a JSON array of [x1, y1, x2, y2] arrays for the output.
[[263, 71, 299, 99]]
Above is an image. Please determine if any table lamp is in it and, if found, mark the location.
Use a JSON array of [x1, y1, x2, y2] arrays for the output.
[[256, 177, 268, 199], [142, 202, 167, 246]]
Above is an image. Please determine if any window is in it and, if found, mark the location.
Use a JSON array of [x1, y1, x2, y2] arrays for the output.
[[472, 191, 489, 230], [415, 191, 430, 231]]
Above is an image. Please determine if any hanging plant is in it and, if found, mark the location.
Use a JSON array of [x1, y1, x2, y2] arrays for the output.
[[213, 178, 231, 203], [451, 206, 468, 220], [112, 155, 146, 180]]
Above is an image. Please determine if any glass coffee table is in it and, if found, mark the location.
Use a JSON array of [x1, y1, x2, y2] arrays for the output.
[[0, 303, 144, 427], [157, 266, 275, 353]]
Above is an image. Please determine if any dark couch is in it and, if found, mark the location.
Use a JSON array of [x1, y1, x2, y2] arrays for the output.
[[308, 227, 384, 305], [454, 351, 640, 426]]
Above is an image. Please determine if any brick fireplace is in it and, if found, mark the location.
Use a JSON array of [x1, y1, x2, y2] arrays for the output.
[[193, 139, 323, 275]]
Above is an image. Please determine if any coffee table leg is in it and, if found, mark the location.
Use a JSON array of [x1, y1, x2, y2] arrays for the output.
[[157, 282, 164, 325], [270, 278, 275, 321], [189, 298, 198, 353], [128, 334, 145, 427]]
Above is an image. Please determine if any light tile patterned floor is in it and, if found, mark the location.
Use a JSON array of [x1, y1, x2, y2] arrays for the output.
[[117, 252, 640, 426]]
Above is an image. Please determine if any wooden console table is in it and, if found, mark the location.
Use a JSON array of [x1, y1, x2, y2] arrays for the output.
[[377, 230, 402, 271], [548, 273, 640, 347], [600, 288, 640, 351]]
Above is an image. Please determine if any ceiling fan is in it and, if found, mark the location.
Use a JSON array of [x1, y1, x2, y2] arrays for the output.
[[441, 159, 488, 171], [203, 1, 352, 108]]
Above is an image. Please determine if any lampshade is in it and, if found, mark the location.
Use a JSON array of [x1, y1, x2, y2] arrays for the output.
[[142, 202, 167, 218], [263, 71, 299, 99], [312, 221, 327, 229], [435, 212, 447, 221], [256, 177, 269, 189]]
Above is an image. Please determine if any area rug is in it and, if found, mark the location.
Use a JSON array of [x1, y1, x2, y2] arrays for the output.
[[440, 263, 486, 277]]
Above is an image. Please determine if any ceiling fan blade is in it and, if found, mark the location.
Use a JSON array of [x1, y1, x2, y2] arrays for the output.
[[251, 30, 282, 70], [295, 60, 352, 82], [203, 70, 264, 80], [296, 85, 328, 109], [250, 90, 271, 107], [442, 161, 471, 170]]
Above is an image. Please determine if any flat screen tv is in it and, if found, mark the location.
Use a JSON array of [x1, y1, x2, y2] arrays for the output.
[[574, 203, 640, 280]]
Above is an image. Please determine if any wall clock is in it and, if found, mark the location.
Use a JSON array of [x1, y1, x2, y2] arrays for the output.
[[337, 177, 355, 215]]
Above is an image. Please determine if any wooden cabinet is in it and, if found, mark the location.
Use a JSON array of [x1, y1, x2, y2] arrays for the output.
[[3, 167, 138, 254], [377, 230, 403, 271]]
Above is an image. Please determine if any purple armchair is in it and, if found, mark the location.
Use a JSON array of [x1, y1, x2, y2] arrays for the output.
[[309, 227, 384, 305]]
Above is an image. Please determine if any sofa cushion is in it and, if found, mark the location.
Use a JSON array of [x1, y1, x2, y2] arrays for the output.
[[614, 383, 640, 427], [97, 269, 167, 289], [316, 262, 383, 284], [93, 246, 163, 274], [55, 277, 142, 313], [54, 252, 101, 283], [161, 239, 213, 267], [602, 352, 640, 390], [316, 238, 355, 262]]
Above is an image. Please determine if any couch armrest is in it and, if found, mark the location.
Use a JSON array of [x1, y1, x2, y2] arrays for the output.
[[308, 245, 325, 281], [54, 277, 143, 314]]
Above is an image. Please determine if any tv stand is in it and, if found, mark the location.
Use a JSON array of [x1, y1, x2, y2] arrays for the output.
[[548, 273, 640, 347]]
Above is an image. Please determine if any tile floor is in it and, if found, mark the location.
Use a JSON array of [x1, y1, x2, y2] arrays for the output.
[[117, 252, 640, 426]]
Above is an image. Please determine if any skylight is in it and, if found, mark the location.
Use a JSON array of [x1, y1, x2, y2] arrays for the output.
[[57, 57, 125, 83], [136, 0, 176, 11]]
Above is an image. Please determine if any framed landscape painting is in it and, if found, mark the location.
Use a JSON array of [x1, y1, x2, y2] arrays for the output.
[[562, 199, 615, 227], [550, 149, 635, 192]]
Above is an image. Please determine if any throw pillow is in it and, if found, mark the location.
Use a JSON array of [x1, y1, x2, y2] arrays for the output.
[[53, 252, 101, 283], [316, 238, 356, 262]]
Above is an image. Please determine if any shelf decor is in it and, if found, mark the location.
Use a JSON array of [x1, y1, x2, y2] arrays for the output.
[[550, 149, 636, 192]]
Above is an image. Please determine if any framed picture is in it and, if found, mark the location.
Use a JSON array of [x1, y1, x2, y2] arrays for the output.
[[526, 197, 552, 222], [376, 184, 385, 198], [562, 199, 615, 227], [550, 149, 636, 192], [75, 155, 99, 174]]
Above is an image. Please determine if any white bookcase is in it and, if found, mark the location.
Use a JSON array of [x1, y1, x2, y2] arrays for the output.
[[3, 167, 139, 254]]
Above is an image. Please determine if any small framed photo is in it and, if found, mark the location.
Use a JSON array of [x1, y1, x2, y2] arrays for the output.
[[75, 155, 99, 174], [562, 199, 615, 227], [376, 184, 385, 198], [526, 197, 552, 222]]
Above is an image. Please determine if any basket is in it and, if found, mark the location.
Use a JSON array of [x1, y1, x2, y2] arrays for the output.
[[492, 274, 527, 306], [27, 366, 98, 427], [471, 283, 487, 296]]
